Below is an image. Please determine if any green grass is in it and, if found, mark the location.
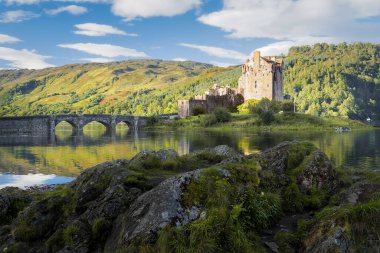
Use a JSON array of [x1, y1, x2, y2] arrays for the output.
[[154, 112, 369, 131]]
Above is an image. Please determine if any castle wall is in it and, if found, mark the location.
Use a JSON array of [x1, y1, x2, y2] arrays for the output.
[[177, 86, 243, 118]]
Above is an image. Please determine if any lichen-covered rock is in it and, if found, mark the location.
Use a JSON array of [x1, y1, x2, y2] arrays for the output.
[[209, 145, 243, 161], [84, 184, 141, 221], [71, 165, 114, 214], [0, 187, 32, 225], [340, 181, 380, 204], [297, 150, 338, 194], [104, 169, 202, 251], [302, 181, 380, 253], [130, 149, 178, 163], [260, 141, 338, 194]]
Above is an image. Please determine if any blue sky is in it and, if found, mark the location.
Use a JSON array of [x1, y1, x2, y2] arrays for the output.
[[0, 0, 379, 69]]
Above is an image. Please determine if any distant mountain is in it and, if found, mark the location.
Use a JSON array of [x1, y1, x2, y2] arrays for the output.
[[0, 43, 379, 120]]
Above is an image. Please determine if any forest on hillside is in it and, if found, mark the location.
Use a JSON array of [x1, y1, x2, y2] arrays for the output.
[[0, 43, 379, 120], [284, 43, 380, 121]]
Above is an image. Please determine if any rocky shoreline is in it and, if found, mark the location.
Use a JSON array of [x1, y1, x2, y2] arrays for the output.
[[0, 142, 379, 253]]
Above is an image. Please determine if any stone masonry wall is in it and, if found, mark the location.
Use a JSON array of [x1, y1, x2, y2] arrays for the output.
[[0, 116, 50, 136]]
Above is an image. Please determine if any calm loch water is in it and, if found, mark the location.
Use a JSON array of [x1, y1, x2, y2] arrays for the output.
[[0, 122, 379, 189]]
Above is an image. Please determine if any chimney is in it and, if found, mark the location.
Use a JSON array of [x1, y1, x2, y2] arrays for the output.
[[254, 51, 261, 67]]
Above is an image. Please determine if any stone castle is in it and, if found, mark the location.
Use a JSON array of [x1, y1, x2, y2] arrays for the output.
[[177, 85, 244, 118], [238, 51, 284, 101], [178, 51, 284, 118]]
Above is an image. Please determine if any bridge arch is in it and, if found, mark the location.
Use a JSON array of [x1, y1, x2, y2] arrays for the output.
[[116, 120, 133, 129], [54, 119, 79, 135]]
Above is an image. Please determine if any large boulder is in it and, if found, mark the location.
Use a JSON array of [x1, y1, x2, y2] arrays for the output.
[[104, 169, 202, 251], [260, 141, 338, 194], [297, 150, 338, 194], [209, 145, 244, 161], [302, 181, 380, 253], [340, 181, 380, 205]]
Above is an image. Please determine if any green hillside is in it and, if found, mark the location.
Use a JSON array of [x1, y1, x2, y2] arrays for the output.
[[0, 60, 239, 116], [284, 43, 380, 120], [0, 43, 379, 120]]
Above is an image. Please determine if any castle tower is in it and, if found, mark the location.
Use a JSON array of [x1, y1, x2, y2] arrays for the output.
[[238, 51, 284, 102]]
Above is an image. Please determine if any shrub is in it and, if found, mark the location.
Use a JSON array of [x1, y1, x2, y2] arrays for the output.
[[45, 230, 64, 252], [200, 114, 217, 127], [282, 101, 294, 112], [259, 110, 275, 125], [240, 192, 282, 231], [192, 106, 205, 116], [123, 174, 152, 191], [282, 183, 304, 213], [92, 218, 112, 241], [213, 107, 231, 123], [63, 225, 80, 247], [147, 115, 160, 126], [141, 154, 162, 170], [237, 99, 260, 114], [162, 159, 179, 171]]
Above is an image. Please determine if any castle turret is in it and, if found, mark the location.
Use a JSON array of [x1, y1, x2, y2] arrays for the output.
[[253, 51, 261, 67], [238, 50, 284, 102]]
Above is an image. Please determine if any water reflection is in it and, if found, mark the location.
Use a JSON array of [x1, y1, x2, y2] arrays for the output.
[[0, 173, 73, 189], [0, 124, 379, 189]]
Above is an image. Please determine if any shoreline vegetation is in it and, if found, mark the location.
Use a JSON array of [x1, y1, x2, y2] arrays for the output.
[[0, 142, 379, 252], [149, 99, 370, 132]]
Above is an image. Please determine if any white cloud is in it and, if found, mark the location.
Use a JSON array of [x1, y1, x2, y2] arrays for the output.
[[0, 10, 39, 23], [55, 0, 110, 3], [1, 0, 40, 4], [210, 61, 235, 68], [0, 47, 54, 69], [179, 43, 247, 60], [199, 0, 380, 55], [199, 0, 380, 40], [80, 57, 114, 63], [172, 58, 188, 62], [58, 43, 148, 58], [74, 23, 137, 37], [0, 34, 21, 43], [46, 5, 87, 15], [111, 0, 202, 21]]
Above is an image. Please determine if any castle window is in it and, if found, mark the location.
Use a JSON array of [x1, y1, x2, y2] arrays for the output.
[[255, 81, 257, 88]]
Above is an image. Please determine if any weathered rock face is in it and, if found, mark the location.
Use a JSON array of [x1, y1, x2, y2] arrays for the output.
[[0, 187, 32, 225], [0, 143, 377, 253], [104, 170, 202, 252], [303, 181, 380, 253], [129, 149, 178, 164], [297, 150, 338, 194], [340, 181, 380, 205], [260, 141, 339, 195], [209, 145, 244, 162]]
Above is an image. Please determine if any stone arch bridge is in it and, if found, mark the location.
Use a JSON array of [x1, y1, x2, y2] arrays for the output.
[[0, 114, 153, 136]]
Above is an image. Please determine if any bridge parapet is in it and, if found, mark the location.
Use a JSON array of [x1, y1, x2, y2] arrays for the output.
[[0, 114, 150, 136]]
